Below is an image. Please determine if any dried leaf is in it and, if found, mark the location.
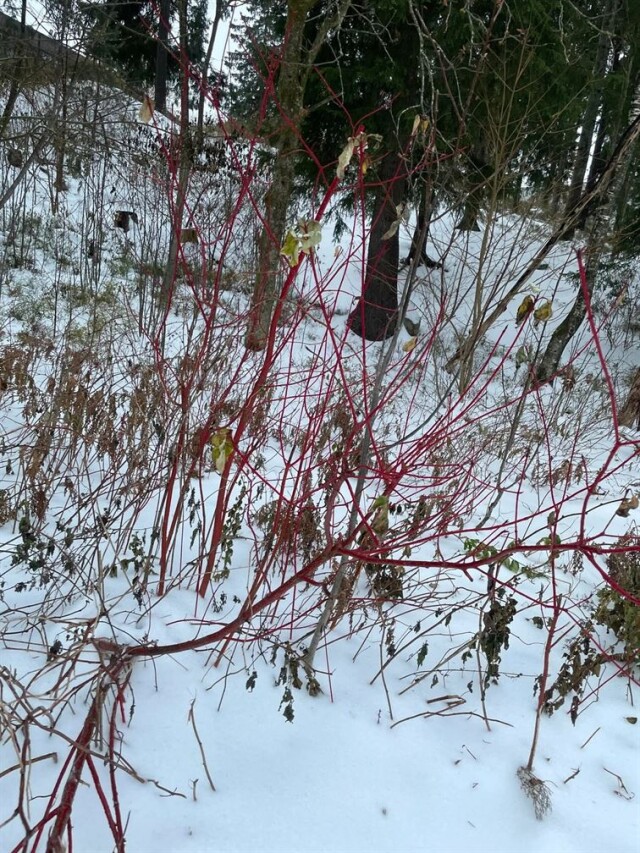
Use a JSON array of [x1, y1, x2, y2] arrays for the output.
[[561, 365, 576, 390], [281, 220, 322, 267], [616, 494, 639, 517], [139, 95, 154, 123], [551, 459, 572, 486], [297, 219, 322, 255], [370, 496, 389, 536], [515, 344, 532, 368], [381, 203, 407, 241], [381, 219, 401, 240], [410, 114, 430, 138], [402, 337, 417, 353], [336, 132, 365, 179]]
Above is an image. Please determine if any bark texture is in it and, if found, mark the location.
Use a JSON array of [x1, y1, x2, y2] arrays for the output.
[[348, 149, 407, 341]]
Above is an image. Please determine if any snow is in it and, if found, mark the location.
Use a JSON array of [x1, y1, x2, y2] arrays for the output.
[[0, 73, 639, 853]]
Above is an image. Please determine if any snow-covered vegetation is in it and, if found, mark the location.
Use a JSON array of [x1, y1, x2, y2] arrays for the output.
[[1, 6, 639, 852]]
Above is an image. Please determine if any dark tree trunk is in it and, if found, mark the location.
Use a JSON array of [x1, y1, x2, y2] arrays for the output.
[[196, 1, 225, 143], [563, 0, 616, 234], [0, 0, 27, 139], [456, 138, 490, 232], [348, 149, 407, 341], [404, 186, 439, 267], [155, 0, 171, 114], [245, 0, 353, 351], [534, 245, 600, 385]]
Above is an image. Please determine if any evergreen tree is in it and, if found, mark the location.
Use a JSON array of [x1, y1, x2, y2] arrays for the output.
[[535, 0, 640, 384], [230, 0, 633, 342], [81, 0, 208, 101]]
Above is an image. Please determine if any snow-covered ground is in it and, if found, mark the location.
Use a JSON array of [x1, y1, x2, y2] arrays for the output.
[[0, 76, 639, 853]]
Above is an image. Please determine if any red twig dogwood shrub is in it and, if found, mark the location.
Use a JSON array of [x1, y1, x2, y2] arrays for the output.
[[1, 53, 639, 851]]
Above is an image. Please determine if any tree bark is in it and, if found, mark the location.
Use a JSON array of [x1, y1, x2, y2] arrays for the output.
[[533, 241, 600, 385], [348, 147, 407, 341], [404, 183, 437, 267], [196, 0, 225, 143], [456, 141, 488, 232], [245, 0, 315, 351], [619, 369, 640, 430], [160, 0, 192, 309], [155, 0, 171, 114], [245, 0, 353, 351], [563, 0, 617, 234], [0, 0, 27, 140]]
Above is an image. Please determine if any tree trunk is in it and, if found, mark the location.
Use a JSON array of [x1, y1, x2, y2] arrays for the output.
[[245, 0, 353, 350], [245, 0, 315, 351], [533, 242, 601, 385], [160, 0, 192, 309], [613, 66, 640, 232], [196, 0, 225, 143], [348, 147, 407, 341], [619, 368, 640, 430], [563, 0, 616, 233], [456, 138, 490, 232], [244, 128, 299, 350], [155, 0, 171, 114], [404, 184, 437, 267], [0, 0, 27, 140]]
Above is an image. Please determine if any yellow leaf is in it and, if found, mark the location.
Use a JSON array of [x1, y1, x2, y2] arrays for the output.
[[533, 300, 553, 324], [402, 337, 417, 353], [280, 231, 301, 267], [515, 294, 534, 326], [139, 95, 154, 123], [370, 496, 389, 536], [210, 428, 233, 474]]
